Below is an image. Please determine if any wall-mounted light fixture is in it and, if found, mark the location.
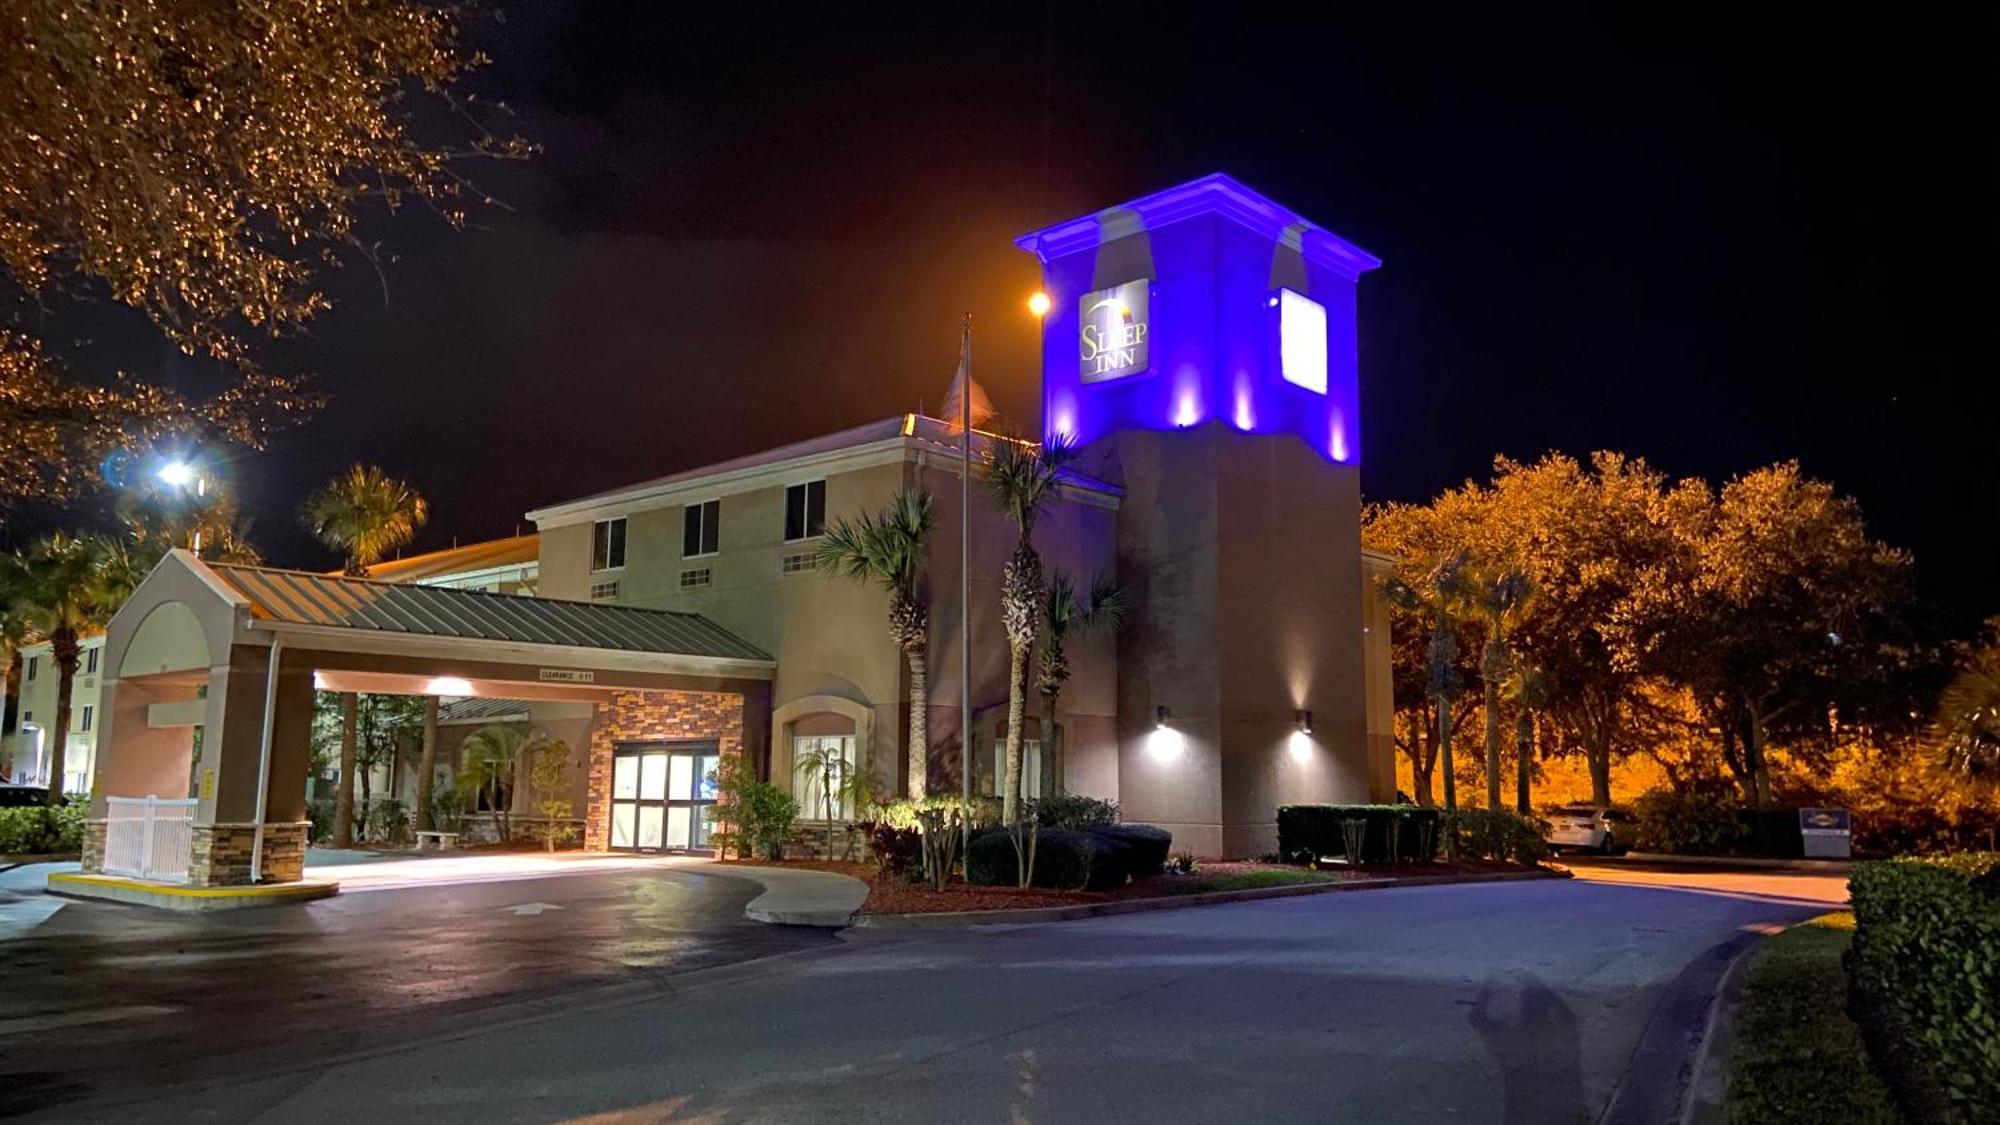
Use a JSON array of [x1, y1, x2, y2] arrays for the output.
[[425, 676, 474, 697], [1156, 705, 1171, 729], [1294, 709, 1313, 735]]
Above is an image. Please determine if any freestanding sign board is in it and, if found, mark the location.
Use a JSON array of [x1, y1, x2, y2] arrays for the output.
[[1798, 807, 1852, 859]]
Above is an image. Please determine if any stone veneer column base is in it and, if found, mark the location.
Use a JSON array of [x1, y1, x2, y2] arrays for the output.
[[81, 819, 108, 872], [189, 822, 311, 886]]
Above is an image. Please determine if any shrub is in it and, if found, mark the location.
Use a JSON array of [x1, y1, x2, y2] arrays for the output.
[[858, 819, 923, 878], [1632, 789, 1743, 855], [1035, 794, 1120, 829], [1276, 805, 1441, 865], [306, 798, 335, 844], [1167, 851, 1200, 875], [738, 781, 799, 860], [368, 798, 410, 847], [965, 827, 1130, 890], [1443, 808, 1549, 864], [1848, 856, 2000, 1122], [0, 801, 86, 855], [1090, 824, 1171, 876]]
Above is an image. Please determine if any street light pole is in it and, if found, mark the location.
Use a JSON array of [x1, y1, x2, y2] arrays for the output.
[[959, 314, 973, 832]]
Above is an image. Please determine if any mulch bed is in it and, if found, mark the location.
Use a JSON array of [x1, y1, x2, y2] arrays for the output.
[[723, 857, 1542, 915]]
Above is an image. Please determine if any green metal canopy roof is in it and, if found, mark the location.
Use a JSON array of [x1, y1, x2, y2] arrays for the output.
[[206, 563, 772, 663]]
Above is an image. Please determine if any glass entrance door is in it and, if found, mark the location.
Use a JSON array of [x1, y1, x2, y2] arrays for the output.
[[608, 742, 720, 852]]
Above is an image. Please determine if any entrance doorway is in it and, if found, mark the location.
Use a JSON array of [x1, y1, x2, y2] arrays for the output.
[[608, 741, 720, 852]]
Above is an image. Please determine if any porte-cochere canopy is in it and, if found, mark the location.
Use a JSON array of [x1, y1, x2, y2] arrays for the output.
[[86, 550, 774, 889]]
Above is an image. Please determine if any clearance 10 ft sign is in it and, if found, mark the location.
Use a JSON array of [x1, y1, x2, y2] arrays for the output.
[[1078, 280, 1150, 383]]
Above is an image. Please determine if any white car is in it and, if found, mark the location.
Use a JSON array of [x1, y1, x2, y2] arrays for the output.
[[1545, 805, 1635, 854]]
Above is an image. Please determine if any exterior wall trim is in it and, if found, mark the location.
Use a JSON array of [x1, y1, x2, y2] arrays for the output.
[[239, 620, 776, 681]]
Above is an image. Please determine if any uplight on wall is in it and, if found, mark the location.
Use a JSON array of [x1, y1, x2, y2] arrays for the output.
[[1146, 705, 1183, 761], [1294, 709, 1313, 734], [1156, 706, 1171, 729]]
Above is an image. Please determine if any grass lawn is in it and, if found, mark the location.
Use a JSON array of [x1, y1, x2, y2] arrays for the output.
[[1725, 912, 1903, 1125]]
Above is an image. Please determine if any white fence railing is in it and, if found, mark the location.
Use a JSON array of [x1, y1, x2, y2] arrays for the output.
[[103, 796, 198, 884]]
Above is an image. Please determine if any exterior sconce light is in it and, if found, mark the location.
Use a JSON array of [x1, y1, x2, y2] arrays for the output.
[[1295, 709, 1313, 734], [1156, 706, 1171, 729]]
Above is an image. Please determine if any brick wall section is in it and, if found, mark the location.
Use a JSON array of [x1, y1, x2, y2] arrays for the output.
[[82, 820, 107, 872], [189, 822, 310, 886], [583, 690, 744, 852]]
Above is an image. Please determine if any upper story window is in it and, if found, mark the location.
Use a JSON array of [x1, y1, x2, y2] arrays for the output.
[[682, 499, 720, 558], [784, 480, 826, 542], [591, 517, 628, 572], [85, 647, 99, 675], [25, 655, 36, 681], [80, 705, 94, 732]]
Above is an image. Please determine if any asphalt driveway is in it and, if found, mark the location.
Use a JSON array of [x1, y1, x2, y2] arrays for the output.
[[7, 861, 1838, 1123]]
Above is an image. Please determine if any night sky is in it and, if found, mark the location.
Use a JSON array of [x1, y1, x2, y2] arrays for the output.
[[31, 3, 2000, 630]]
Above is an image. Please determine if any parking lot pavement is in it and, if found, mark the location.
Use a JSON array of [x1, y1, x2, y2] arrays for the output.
[[0, 857, 836, 1116]]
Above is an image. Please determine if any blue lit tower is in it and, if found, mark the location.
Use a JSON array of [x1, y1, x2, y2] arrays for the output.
[[1017, 174, 1387, 856]]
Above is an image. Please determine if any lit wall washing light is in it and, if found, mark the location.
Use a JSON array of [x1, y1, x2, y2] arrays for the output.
[[425, 676, 474, 697], [1027, 290, 1053, 318], [1288, 730, 1313, 763], [1156, 705, 1171, 729], [1294, 709, 1313, 734]]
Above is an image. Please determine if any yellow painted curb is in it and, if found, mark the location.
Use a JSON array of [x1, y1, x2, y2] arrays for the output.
[[47, 872, 339, 910]]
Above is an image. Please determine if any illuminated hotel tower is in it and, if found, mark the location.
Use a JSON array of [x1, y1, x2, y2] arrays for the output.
[[1017, 174, 1388, 856]]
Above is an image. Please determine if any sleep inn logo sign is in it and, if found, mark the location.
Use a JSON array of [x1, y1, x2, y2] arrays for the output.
[[1079, 280, 1150, 383]]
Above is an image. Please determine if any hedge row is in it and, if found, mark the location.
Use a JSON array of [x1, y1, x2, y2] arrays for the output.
[[965, 823, 1174, 890], [1276, 805, 1441, 864], [1848, 855, 2000, 1122], [0, 801, 87, 855]]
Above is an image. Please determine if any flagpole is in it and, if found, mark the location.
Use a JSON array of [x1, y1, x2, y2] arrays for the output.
[[958, 314, 973, 836]]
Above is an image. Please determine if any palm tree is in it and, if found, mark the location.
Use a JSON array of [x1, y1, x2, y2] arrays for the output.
[[1929, 646, 2000, 791], [983, 434, 1075, 826], [1504, 660, 1547, 816], [301, 464, 429, 577], [456, 722, 544, 844], [816, 488, 936, 798], [1468, 566, 1532, 810], [1384, 554, 1472, 816], [18, 534, 108, 804], [302, 464, 427, 844], [1036, 573, 1127, 799]]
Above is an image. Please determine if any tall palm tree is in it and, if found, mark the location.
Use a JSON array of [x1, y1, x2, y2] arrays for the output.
[[1929, 645, 2000, 791], [1504, 660, 1547, 816], [1384, 554, 1472, 816], [1035, 573, 1126, 799], [816, 488, 936, 798], [18, 534, 108, 803], [302, 464, 427, 843], [1469, 566, 1532, 810], [983, 434, 1075, 826], [301, 464, 429, 577]]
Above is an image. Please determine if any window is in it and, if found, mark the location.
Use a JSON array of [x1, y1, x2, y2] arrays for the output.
[[682, 499, 720, 558], [992, 739, 1043, 801], [80, 705, 93, 732], [591, 517, 627, 572], [85, 647, 99, 674], [784, 480, 826, 542], [25, 656, 35, 681], [589, 580, 620, 600], [679, 568, 712, 589], [781, 551, 816, 574], [793, 735, 857, 820]]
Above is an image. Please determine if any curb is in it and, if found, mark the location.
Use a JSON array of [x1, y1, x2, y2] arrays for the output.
[[852, 867, 1568, 929], [46, 871, 341, 911], [1679, 929, 1764, 1125], [1620, 852, 1852, 873]]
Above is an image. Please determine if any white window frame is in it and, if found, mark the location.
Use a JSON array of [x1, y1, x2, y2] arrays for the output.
[[85, 647, 99, 675], [683, 498, 720, 559], [591, 517, 628, 573], [80, 705, 93, 732], [783, 480, 827, 544]]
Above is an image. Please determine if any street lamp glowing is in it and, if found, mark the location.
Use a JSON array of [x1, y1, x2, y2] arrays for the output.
[[1027, 291, 1052, 318], [157, 460, 195, 488]]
